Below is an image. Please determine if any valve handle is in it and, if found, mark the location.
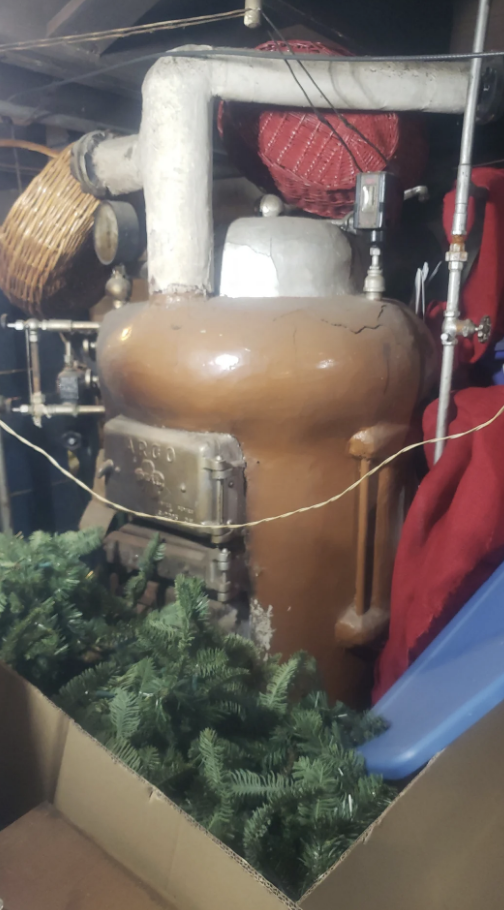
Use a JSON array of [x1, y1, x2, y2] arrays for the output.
[[477, 315, 492, 344]]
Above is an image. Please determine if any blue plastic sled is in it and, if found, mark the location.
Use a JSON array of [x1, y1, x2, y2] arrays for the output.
[[359, 559, 504, 780]]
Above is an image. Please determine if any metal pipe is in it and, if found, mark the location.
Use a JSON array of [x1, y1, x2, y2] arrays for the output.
[[354, 458, 372, 617], [12, 404, 105, 417], [28, 329, 41, 397], [434, 0, 492, 463], [76, 55, 473, 207], [0, 429, 12, 535], [71, 49, 476, 296], [27, 324, 44, 428], [144, 55, 477, 296], [91, 135, 142, 197], [8, 319, 100, 333]]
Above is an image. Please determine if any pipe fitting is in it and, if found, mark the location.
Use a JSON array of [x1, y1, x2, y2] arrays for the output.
[[440, 313, 459, 346], [441, 314, 492, 345], [71, 131, 109, 197], [364, 247, 385, 300], [72, 132, 142, 198]]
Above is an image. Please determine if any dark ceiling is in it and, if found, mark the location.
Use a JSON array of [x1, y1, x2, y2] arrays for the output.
[[0, 0, 454, 189], [0, 0, 454, 129]]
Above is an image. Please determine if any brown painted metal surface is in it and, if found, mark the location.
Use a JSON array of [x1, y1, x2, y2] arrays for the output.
[[97, 294, 435, 704]]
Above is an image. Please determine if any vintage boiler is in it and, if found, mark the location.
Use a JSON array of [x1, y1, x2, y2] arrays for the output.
[[69, 51, 474, 701]]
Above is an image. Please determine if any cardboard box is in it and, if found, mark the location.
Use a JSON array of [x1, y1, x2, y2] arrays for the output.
[[1, 658, 504, 910]]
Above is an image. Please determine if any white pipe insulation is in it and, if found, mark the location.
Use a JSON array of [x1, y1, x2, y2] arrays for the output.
[[84, 51, 473, 296], [92, 135, 141, 197]]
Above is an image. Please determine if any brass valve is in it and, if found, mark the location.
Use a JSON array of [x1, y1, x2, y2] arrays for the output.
[[441, 314, 492, 345]]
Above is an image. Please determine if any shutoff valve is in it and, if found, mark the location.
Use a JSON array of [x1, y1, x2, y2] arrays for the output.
[[441, 314, 492, 345]]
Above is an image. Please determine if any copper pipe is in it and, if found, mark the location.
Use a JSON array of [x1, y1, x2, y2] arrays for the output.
[[354, 457, 371, 617], [0, 140, 59, 158], [370, 465, 396, 614], [29, 334, 42, 396]]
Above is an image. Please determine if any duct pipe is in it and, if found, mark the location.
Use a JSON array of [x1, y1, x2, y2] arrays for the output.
[[74, 52, 473, 295]]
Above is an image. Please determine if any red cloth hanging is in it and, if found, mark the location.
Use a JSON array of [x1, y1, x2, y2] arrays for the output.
[[374, 168, 504, 702], [374, 386, 504, 702]]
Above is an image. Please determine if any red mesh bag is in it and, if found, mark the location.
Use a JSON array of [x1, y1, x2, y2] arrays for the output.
[[218, 40, 429, 218]]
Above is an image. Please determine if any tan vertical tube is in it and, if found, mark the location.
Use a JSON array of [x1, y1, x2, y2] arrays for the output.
[[354, 458, 371, 617]]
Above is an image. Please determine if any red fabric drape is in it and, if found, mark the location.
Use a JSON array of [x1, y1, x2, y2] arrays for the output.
[[374, 168, 504, 701], [375, 387, 504, 702]]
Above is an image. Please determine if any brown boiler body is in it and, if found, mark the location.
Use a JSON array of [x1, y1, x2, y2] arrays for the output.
[[97, 294, 435, 705]]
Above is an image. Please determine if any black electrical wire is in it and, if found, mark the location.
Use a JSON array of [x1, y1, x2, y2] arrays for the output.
[[262, 12, 388, 167], [7, 45, 504, 106]]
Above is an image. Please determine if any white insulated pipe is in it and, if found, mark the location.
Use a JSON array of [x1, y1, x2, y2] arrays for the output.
[[86, 52, 473, 296], [92, 135, 142, 197]]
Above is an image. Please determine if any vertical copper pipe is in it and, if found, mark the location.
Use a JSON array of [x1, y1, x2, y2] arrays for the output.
[[354, 457, 371, 617], [370, 465, 396, 614], [29, 332, 42, 396], [0, 429, 12, 535]]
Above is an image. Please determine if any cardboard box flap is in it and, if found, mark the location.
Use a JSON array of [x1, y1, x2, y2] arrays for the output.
[[54, 719, 296, 910], [302, 699, 504, 910], [0, 663, 295, 910], [0, 663, 69, 827]]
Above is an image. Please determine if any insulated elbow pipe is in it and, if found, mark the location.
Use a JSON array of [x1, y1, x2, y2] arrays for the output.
[[73, 51, 473, 297]]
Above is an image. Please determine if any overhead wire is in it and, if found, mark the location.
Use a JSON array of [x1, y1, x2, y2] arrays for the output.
[[0, 10, 246, 54], [1, 404, 503, 532]]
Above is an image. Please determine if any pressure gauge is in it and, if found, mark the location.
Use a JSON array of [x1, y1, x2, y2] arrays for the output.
[[93, 200, 141, 266]]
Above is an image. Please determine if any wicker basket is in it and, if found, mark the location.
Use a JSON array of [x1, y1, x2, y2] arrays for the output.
[[0, 145, 107, 317], [218, 41, 428, 218]]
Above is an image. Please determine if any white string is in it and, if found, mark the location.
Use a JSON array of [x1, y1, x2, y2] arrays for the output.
[[1, 404, 503, 531]]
